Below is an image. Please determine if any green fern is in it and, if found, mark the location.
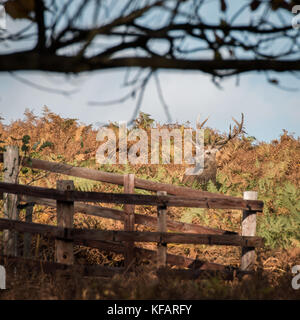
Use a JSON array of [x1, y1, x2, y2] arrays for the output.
[[257, 213, 300, 248], [73, 177, 98, 192], [180, 208, 209, 225], [274, 182, 300, 217], [207, 180, 218, 193]]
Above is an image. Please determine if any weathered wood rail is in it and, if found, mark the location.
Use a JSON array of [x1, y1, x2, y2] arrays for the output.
[[0, 182, 263, 211], [0, 153, 242, 200], [0, 218, 264, 247], [0, 148, 264, 280], [18, 195, 237, 235]]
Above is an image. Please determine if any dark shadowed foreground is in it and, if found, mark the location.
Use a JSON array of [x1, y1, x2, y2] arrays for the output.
[[0, 248, 299, 300]]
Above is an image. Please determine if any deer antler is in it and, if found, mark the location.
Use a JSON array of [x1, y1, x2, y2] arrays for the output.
[[191, 113, 245, 151], [196, 114, 209, 130], [213, 113, 245, 149]]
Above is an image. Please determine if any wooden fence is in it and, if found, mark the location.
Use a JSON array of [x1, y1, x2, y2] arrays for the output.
[[0, 146, 264, 280]]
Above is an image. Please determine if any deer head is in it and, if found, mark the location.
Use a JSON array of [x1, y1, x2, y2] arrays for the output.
[[183, 113, 245, 186]]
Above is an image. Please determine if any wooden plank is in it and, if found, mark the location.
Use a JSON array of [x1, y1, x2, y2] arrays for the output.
[[0, 265, 5, 289], [3, 146, 19, 257], [74, 240, 228, 270], [19, 194, 238, 235], [157, 191, 167, 268], [0, 182, 264, 211], [0, 218, 265, 247], [123, 174, 135, 270], [241, 191, 258, 271], [72, 238, 231, 270], [0, 154, 243, 200], [0, 254, 243, 281], [0, 218, 65, 236], [157, 267, 253, 281], [19, 195, 124, 221], [0, 254, 124, 277], [55, 180, 74, 265]]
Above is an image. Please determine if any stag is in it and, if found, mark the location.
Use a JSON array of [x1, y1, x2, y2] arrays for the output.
[[182, 114, 245, 186]]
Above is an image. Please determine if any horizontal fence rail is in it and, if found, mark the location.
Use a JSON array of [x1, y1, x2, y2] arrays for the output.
[[156, 268, 252, 281], [0, 154, 242, 200], [18, 195, 238, 235], [0, 182, 264, 211], [0, 254, 125, 278], [0, 255, 250, 280], [74, 239, 229, 270], [0, 218, 264, 247]]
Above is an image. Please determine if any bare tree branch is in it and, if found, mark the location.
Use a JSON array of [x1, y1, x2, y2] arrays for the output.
[[9, 72, 77, 96], [1, 0, 300, 99], [1, 52, 300, 75], [34, 0, 46, 52]]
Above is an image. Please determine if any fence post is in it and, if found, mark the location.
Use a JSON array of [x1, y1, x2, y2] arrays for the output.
[[55, 180, 74, 265], [123, 174, 135, 270], [0, 265, 5, 290], [157, 191, 167, 269], [241, 191, 258, 271], [3, 146, 19, 257], [23, 203, 34, 257]]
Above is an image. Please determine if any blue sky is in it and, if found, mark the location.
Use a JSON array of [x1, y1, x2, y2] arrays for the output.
[[1, 68, 299, 142], [0, 1, 299, 142]]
